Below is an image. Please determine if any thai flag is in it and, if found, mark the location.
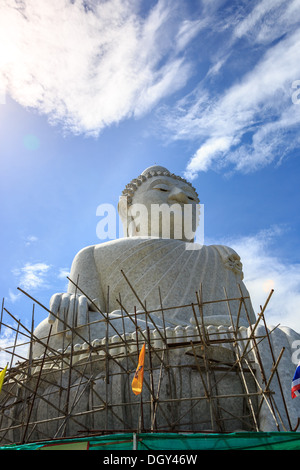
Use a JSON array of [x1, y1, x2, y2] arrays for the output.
[[291, 362, 300, 399]]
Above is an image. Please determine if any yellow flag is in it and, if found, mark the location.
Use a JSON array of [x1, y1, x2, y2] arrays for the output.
[[0, 365, 7, 394], [132, 344, 145, 396]]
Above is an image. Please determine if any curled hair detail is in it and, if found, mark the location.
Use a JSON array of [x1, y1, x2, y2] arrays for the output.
[[121, 168, 199, 205]]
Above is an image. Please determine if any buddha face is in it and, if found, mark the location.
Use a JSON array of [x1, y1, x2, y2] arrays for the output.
[[119, 175, 200, 242]]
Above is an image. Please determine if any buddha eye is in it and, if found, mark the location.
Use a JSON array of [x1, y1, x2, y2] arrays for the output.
[[153, 185, 169, 192]]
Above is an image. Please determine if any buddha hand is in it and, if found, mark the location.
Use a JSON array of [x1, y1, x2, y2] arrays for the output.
[[48, 292, 100, 338]]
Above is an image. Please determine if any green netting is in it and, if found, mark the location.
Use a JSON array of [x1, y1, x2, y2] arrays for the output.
[[1, 432, 300, 450]]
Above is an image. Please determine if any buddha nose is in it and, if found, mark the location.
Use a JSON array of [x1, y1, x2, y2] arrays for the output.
[[168, 187, 188, 204]]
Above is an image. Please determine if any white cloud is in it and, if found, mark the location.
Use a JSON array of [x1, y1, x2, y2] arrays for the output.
[[233, 0, 300, 45], [210, 226, 300, 333], [175, 18, 208, 52], [0, 326, 29, 367], [25, 235, 38, 246], [179, 25, 300, 178], [184, 136, 233, 179], [7, 289, 21, 303], [12, 262, 51, 291], [149, 1, 300, 179], [0, 0, 198, 136], [58, 267, 70, 280], [233, 0, 286, 41]]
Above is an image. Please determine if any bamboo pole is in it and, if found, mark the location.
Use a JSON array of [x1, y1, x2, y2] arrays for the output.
[[190, 305, 217, 431], [223, 287, 259, 431], [21, 325, 53, 443], [243, 354, 283, 431], [260, 305, 293, 431], [0, 298, 4, 335], [0, 280, 293, 442]]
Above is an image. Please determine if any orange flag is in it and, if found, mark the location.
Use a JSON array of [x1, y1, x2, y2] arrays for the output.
[[132, 343, 146, 395]]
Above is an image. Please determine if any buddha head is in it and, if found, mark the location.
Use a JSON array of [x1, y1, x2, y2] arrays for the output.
[[118, 165, 200, 242]]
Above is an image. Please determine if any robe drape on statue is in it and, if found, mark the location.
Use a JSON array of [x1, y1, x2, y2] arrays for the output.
[[95, 237, 256, 327]]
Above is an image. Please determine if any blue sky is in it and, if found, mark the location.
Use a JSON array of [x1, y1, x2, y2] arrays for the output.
[[1, 0, 300, 352]]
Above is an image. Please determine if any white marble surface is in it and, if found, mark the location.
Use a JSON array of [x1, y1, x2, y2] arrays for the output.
[[30, 165, 300, 433]]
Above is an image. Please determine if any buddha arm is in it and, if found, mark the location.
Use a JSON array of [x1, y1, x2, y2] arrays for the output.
[[67, 245, 106, 312]]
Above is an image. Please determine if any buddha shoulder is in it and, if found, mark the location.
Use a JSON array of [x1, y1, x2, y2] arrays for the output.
[[71, 240, 243, 280], [208, 244, 244, 279], [71, 237, 159, 269]]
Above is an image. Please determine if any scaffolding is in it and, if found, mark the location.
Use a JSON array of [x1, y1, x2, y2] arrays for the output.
[[0, 272, 293, 446]]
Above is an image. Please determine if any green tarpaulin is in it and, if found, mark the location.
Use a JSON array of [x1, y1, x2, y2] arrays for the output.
[[1, 432, 300, 450]]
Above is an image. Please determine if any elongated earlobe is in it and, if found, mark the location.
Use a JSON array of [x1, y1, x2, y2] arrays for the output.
[[118, 196, 133, 237]]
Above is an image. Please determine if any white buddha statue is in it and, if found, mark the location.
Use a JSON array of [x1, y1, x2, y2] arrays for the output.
[[33, 165, 256, 353], [27, 165, 300, 433]]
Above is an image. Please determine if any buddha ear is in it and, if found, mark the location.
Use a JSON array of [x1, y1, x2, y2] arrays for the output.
[[118, 196, 129, 221], [118, 196, 134, 237]]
